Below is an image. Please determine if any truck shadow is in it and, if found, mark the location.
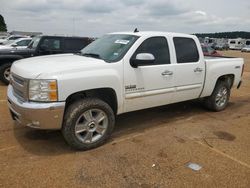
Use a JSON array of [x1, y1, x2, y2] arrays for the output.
[[13, 100, 240, 156]]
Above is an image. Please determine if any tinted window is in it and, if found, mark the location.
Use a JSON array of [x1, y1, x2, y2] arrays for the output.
[[174, 37, 199, 63], [132, 37, 170, 65], [64, 38, 89, 51], [41, 38, 61, 50]]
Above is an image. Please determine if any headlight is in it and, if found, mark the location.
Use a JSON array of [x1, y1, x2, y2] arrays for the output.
[[29, 79, 58, 102]]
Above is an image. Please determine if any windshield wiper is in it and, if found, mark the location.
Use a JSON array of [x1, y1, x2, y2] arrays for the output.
[[81, 53, 101, 59]]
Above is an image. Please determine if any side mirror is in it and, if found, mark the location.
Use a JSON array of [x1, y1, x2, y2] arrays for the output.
[[11, 44, 17, 47], [130, 53, 155, 68]]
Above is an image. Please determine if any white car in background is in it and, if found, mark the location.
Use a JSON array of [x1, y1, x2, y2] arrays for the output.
[[0, 36, 8, 40], [241, 45, 250, 52], [0, 35, 28, 45], [0, 38, 32, 50]]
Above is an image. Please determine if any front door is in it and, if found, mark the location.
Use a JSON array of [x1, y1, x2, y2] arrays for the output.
[[36, 37, 62, 56], [124, 36, 176, 112]]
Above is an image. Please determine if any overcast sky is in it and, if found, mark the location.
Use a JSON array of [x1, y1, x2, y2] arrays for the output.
[[0, 0, 250, 37]]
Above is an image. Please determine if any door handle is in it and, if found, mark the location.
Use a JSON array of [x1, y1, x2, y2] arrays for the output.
[[162, 70, 173, 76], [194, 67, 203, 72]]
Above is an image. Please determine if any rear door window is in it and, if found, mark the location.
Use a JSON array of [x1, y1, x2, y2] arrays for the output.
[[173, 37, 199, 63], [64, 38, 89, 51]]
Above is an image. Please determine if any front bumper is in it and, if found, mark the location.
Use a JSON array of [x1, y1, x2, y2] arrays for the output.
[[7, 85, 65, 130]]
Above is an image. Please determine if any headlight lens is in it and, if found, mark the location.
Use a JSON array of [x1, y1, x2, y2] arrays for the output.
[[29, 79, 58, 102]]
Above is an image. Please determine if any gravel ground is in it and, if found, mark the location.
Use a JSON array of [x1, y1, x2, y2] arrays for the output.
[[0, 50, 249, 188]]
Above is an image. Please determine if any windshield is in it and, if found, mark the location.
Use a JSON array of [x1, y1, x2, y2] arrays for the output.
[[28, 36, 41, 49], [81, 34, 139, 62]]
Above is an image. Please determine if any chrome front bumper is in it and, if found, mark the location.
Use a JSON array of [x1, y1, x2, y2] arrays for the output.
[[7, 85, 65, 130]]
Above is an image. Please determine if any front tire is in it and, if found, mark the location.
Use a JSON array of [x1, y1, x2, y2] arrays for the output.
[[62, 98, 115, 150], [0, 63, 12, 85], [203, 81, 230, 111]]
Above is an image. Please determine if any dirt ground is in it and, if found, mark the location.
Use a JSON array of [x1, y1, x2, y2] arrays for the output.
[[0, 50, 250, 188]]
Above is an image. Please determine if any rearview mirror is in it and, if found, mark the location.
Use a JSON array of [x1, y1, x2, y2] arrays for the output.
[[130, 53, 155, 68]]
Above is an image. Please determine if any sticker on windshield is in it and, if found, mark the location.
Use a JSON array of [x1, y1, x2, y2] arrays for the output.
[[115, 40, 130, 45]]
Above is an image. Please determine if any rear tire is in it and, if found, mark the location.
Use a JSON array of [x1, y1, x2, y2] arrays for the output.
[[203, 81, 230, 111], [62, 98, 115, 150], [0, 63, 12, 85]]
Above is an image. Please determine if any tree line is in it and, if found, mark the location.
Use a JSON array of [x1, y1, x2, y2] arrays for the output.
[[0, 14, 7, 32], [194, 31, 250, 39]]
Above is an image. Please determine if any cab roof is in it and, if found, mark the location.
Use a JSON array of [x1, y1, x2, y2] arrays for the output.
[[109, 31, 195, 38]]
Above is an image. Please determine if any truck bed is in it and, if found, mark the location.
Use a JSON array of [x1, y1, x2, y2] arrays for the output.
[[204, 55, 236, 60], [204, 55, 243, 65], [200, 56, 244, 98]]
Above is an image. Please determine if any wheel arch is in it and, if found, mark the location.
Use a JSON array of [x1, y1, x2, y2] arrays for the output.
[[65, 88, 118, 115], [0, 58, 18, 65], [201, 73, 235, 98], [0, 55, 23, 65], [216, 74, 235, 88]]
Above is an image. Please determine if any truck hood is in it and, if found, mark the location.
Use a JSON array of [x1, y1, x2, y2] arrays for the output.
[[11, 53, 108, 79]]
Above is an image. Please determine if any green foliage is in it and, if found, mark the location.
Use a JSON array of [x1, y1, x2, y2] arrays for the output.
[[194, 31, 250, 39], [0, 14, 7, 32]]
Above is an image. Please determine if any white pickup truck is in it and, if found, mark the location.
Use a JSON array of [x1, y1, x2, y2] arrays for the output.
[[7, 31, 244, 150]]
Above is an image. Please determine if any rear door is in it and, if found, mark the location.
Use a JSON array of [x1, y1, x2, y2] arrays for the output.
[[124, 36, 176, 112], [171, 36, 205, 103]]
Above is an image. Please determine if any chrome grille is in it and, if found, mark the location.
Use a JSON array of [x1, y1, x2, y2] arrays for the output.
[[10, 73, 28, 101]]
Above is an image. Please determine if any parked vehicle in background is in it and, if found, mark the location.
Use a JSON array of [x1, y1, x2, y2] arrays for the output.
[[201, 44, 221, 56], [241, 45, 250, 52], [214, 43, 229, 50], [245, 40, 250, 47], [0, 38, 32, 50], [0, 35, 94, 84], [228, 38, 245, 50], [0, 35, 28, 45], [240, 40, 250, 52], [0, 35, 8, 40], [7, 31, 244, 150], [204, 37, 216, 47]]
